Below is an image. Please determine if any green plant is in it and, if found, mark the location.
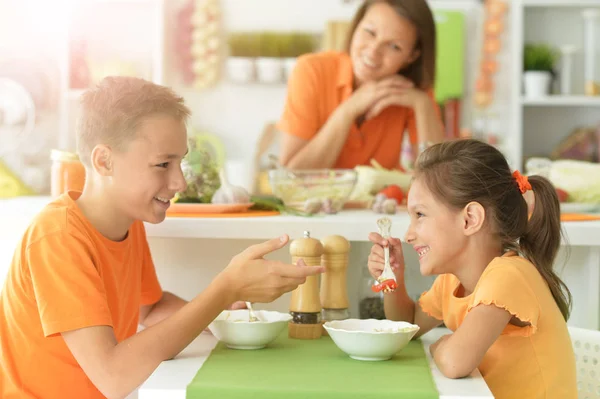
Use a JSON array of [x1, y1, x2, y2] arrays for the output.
[[227, 33, 259, 57], [523, 43, 558, 72], [278, 33, 295, 58], [279, 33, 316, 58], [290, 33, 316, 57], [258, 32, 282, 58]]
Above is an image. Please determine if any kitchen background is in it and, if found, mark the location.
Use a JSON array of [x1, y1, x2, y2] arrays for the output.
[[1, 0, 599, 323]]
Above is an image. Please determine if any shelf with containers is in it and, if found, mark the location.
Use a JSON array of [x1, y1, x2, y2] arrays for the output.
[[508, 0, 600, 170]]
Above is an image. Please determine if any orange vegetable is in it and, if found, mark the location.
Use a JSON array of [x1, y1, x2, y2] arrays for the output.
[[379, 185, 405, 204]]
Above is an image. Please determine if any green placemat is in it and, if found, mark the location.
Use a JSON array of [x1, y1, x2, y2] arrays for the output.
[[186, 331, 439, 399]]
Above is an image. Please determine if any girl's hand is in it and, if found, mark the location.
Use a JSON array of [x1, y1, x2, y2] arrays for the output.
[[343, 75, 414, 120], [367, 232, 405, 281], [365, 87, 430, 121]]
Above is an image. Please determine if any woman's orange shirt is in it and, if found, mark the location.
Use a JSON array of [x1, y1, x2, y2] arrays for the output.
[[0, 192, 163, 399], [419, 254, 577, 399], [277, 51, 442, 169]]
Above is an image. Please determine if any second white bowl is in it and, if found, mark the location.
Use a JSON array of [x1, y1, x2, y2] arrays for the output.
[[323, 319, 419, 361]]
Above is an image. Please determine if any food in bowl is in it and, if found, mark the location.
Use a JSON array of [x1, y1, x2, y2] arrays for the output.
[[323, 319, 419, 361], [208, 309, 292, 350], [268, 169, 357, 213]]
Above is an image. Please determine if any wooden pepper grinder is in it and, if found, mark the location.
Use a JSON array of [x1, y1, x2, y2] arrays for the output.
[[320, 235, 351, 332], [289, 231, 323, 339]]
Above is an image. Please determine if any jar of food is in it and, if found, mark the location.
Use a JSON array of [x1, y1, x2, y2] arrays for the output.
[[358, 266, 386, 320], [50, 149, 86, 197]]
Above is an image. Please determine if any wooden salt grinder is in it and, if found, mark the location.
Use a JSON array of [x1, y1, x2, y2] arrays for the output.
[[289, 231, 324, 339], [320, 235, 350, 335]]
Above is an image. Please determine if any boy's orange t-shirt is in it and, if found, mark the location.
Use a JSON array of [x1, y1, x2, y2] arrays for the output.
[[276, 51, 442, 169], [419, 254, 577, 399], [0, 192, 163, 399]]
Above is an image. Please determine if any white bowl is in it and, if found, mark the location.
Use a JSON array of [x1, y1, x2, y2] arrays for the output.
[[323, 319, 419, 361], [208, 309, 291, 350]]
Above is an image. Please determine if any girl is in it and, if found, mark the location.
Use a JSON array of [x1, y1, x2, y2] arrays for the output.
[[367, 139, 577, 399], [277, 0, 444, 170]]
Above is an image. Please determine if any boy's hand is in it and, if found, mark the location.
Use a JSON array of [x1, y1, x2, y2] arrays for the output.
[[367, 232, 405, 280], [229, 301, 247, 310], [221, 235, 325, 303]]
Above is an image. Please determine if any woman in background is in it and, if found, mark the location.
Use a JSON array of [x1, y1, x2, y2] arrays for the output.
[[277, 0, 445, 170]]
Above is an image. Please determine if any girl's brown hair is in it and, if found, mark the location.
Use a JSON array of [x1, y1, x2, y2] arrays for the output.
[[345, 0, 437, 90], [414, 139, 572, 321]]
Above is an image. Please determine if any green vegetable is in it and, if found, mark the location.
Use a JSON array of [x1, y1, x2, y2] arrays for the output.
[[176, 139, 221, 203], [250, 195, 313, 216], [548, 160, 600, 204]]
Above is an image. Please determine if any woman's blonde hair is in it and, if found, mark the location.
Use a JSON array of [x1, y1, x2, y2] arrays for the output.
[[76, 77, 191, 166], [345, 0, 437, 90]]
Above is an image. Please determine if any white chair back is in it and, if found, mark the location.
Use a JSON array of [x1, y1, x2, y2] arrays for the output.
[[569, 326, 600, 398]]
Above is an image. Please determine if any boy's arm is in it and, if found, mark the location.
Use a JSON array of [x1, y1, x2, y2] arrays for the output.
[[62, 235, 323, 399], [139, 291, 187, 328], [63, 276, 231, 399], [139, 293, 247, 328]]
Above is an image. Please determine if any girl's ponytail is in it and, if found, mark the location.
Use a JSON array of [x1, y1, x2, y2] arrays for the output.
[[519, 175, 572, 321]]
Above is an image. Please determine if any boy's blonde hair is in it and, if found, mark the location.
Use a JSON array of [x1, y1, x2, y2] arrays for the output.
[[76, 76, 191, 166]]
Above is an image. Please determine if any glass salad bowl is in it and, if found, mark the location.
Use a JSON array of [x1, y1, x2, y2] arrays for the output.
[[268, 169, 357, 213]]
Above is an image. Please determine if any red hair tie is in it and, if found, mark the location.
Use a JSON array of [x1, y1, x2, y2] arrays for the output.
[[512, 170, 532, 194]]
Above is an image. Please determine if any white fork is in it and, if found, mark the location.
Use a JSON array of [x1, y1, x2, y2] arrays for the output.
[[377, 217, 396, 286], [246, 302, 260, 322]]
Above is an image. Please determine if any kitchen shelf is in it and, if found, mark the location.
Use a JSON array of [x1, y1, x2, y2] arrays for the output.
[[523, 0, 600, 7], [57, 0, 164, 150], [509, 0, 600, 169], [521, 96, 600, 106]]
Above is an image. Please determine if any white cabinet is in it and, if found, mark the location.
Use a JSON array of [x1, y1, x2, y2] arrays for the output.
[[57, 0, 165, 152], [509, 0, 600, 169]]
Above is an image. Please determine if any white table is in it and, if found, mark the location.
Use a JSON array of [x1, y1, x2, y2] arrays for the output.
[[138, 327, 494, 399], [4, 197, 599, 330]]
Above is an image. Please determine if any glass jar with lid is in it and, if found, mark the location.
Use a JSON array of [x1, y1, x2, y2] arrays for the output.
[[50, 149, 86, 197], [358, 265, 386, 320]]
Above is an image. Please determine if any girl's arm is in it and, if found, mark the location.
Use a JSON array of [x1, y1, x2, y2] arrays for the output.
[[383, 281, 443, 339], [368, 233, 442, 337], [430, 304, 512, 379]]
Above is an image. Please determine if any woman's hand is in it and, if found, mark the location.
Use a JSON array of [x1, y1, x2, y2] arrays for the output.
[[365, 87, 430, 121], [343, 75, 414, 120], [367, 232, 405, 281]]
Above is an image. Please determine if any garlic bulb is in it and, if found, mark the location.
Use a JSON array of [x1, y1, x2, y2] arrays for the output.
[[211, 168, 251, 204]]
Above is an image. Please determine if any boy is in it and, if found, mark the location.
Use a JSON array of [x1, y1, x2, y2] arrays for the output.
[[0, 77, 324, 399]]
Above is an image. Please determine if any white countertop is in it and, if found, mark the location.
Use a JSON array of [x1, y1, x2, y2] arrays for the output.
[[2, 196, 599, 246], [138, 327, 493, 399]]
